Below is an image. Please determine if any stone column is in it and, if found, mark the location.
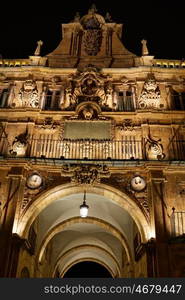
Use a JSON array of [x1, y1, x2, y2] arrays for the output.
[[0, 167, 25, 277], [150, 170, 171, 277]]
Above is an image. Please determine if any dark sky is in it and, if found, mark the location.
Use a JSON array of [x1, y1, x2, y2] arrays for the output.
[[0, 0, 184, 60]]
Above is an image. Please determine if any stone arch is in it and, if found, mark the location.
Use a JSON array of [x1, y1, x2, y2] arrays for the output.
[[61, 258, 114, 278], [37, 216, 132, 264], [15, 183, 151, 243], [53, 244, 121, 278]]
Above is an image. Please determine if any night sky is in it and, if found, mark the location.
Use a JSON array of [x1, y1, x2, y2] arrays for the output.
[[0, 0, 184, 60]]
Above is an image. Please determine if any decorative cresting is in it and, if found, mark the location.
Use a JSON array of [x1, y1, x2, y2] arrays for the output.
[[81, 5, 103, 56], [61, 164, 110, 185], [138, 74, 161, 109], [145, 134, 165, 160], [12, 78, 39, 108], [62, 66, 113, 110]]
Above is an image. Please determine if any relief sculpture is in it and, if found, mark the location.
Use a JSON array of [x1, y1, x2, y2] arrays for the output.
[[138, 75, 161, 109], [61, 67, 113, 110], [12, 79, 39, 108]]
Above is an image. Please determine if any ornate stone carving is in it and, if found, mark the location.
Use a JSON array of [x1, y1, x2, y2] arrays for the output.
[[138, 75, 161, 109], [22, 172, 67, 211], [13, 79, 39, 108], [105, 82, 113, 107], [102, 173, 150, 221], [61, 164, 110, 185], [62, 67, 113, 111], [82, 105, 94, 119], [35, 118, 58, 130], [9, 132, 28, 157], [145, 135, 165, 160], [117, 119, 134, 131], [134, 190, 150, 221], [83, 29, 102, 56]]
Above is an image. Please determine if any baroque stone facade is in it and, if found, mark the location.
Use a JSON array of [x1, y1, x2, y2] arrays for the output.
[[0, 6, 185, 278]]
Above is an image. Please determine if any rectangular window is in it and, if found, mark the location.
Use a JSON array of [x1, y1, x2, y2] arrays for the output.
[[117, 90, 135, 112], [172, 90, 185, 110], [0, 89, 9, 107], [44, 90, 60, 110]]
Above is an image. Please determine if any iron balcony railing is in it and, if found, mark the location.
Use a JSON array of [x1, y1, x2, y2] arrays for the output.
[[170, 208, 185, 237], [0, 137, 185, 161]]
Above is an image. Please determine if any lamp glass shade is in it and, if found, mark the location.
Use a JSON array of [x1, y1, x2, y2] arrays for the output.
[[80, 203, 89, 218]]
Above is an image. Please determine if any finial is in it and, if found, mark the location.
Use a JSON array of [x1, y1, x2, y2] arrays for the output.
[[105, 12, 113, 22], [141, 39, 149, 56], [34, 40, 43, 56], [88, 4, 97, 14], [74, 12, 80, 22]]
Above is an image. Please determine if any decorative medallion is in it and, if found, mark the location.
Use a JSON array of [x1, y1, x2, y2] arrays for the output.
[[130, 175, 146, 192], [26, 173, 42, 189]]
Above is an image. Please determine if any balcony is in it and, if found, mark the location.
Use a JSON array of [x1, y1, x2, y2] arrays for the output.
[[29, 138, 143, 160], [0, 137, 185, 162]]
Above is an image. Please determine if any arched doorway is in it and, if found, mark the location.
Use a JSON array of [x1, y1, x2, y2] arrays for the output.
[[63, 261, 112, 278], [15, 183, 152, 278]]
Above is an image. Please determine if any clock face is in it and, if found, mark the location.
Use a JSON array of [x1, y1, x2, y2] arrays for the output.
[[27, 174, 42, 189], [131, 176, 146, 192]]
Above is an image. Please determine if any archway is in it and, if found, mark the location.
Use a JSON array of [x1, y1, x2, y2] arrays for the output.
[[63, 261, 113, 278], [15, 183, 152, 278], [15, 183, 151, 241]]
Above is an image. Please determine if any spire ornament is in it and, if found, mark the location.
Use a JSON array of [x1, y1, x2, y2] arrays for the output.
[[141, 39, 149, 56], [105, 12, 113, 22], [88, 4, 98, 14], [34, 40, 43, 56], [74, 12, 80, 22]]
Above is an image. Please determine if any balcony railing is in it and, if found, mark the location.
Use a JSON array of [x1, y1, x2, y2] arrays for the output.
[[0, 137, 185, 161], [170, 208, 185, 237], [29, 138, 144, 160]]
